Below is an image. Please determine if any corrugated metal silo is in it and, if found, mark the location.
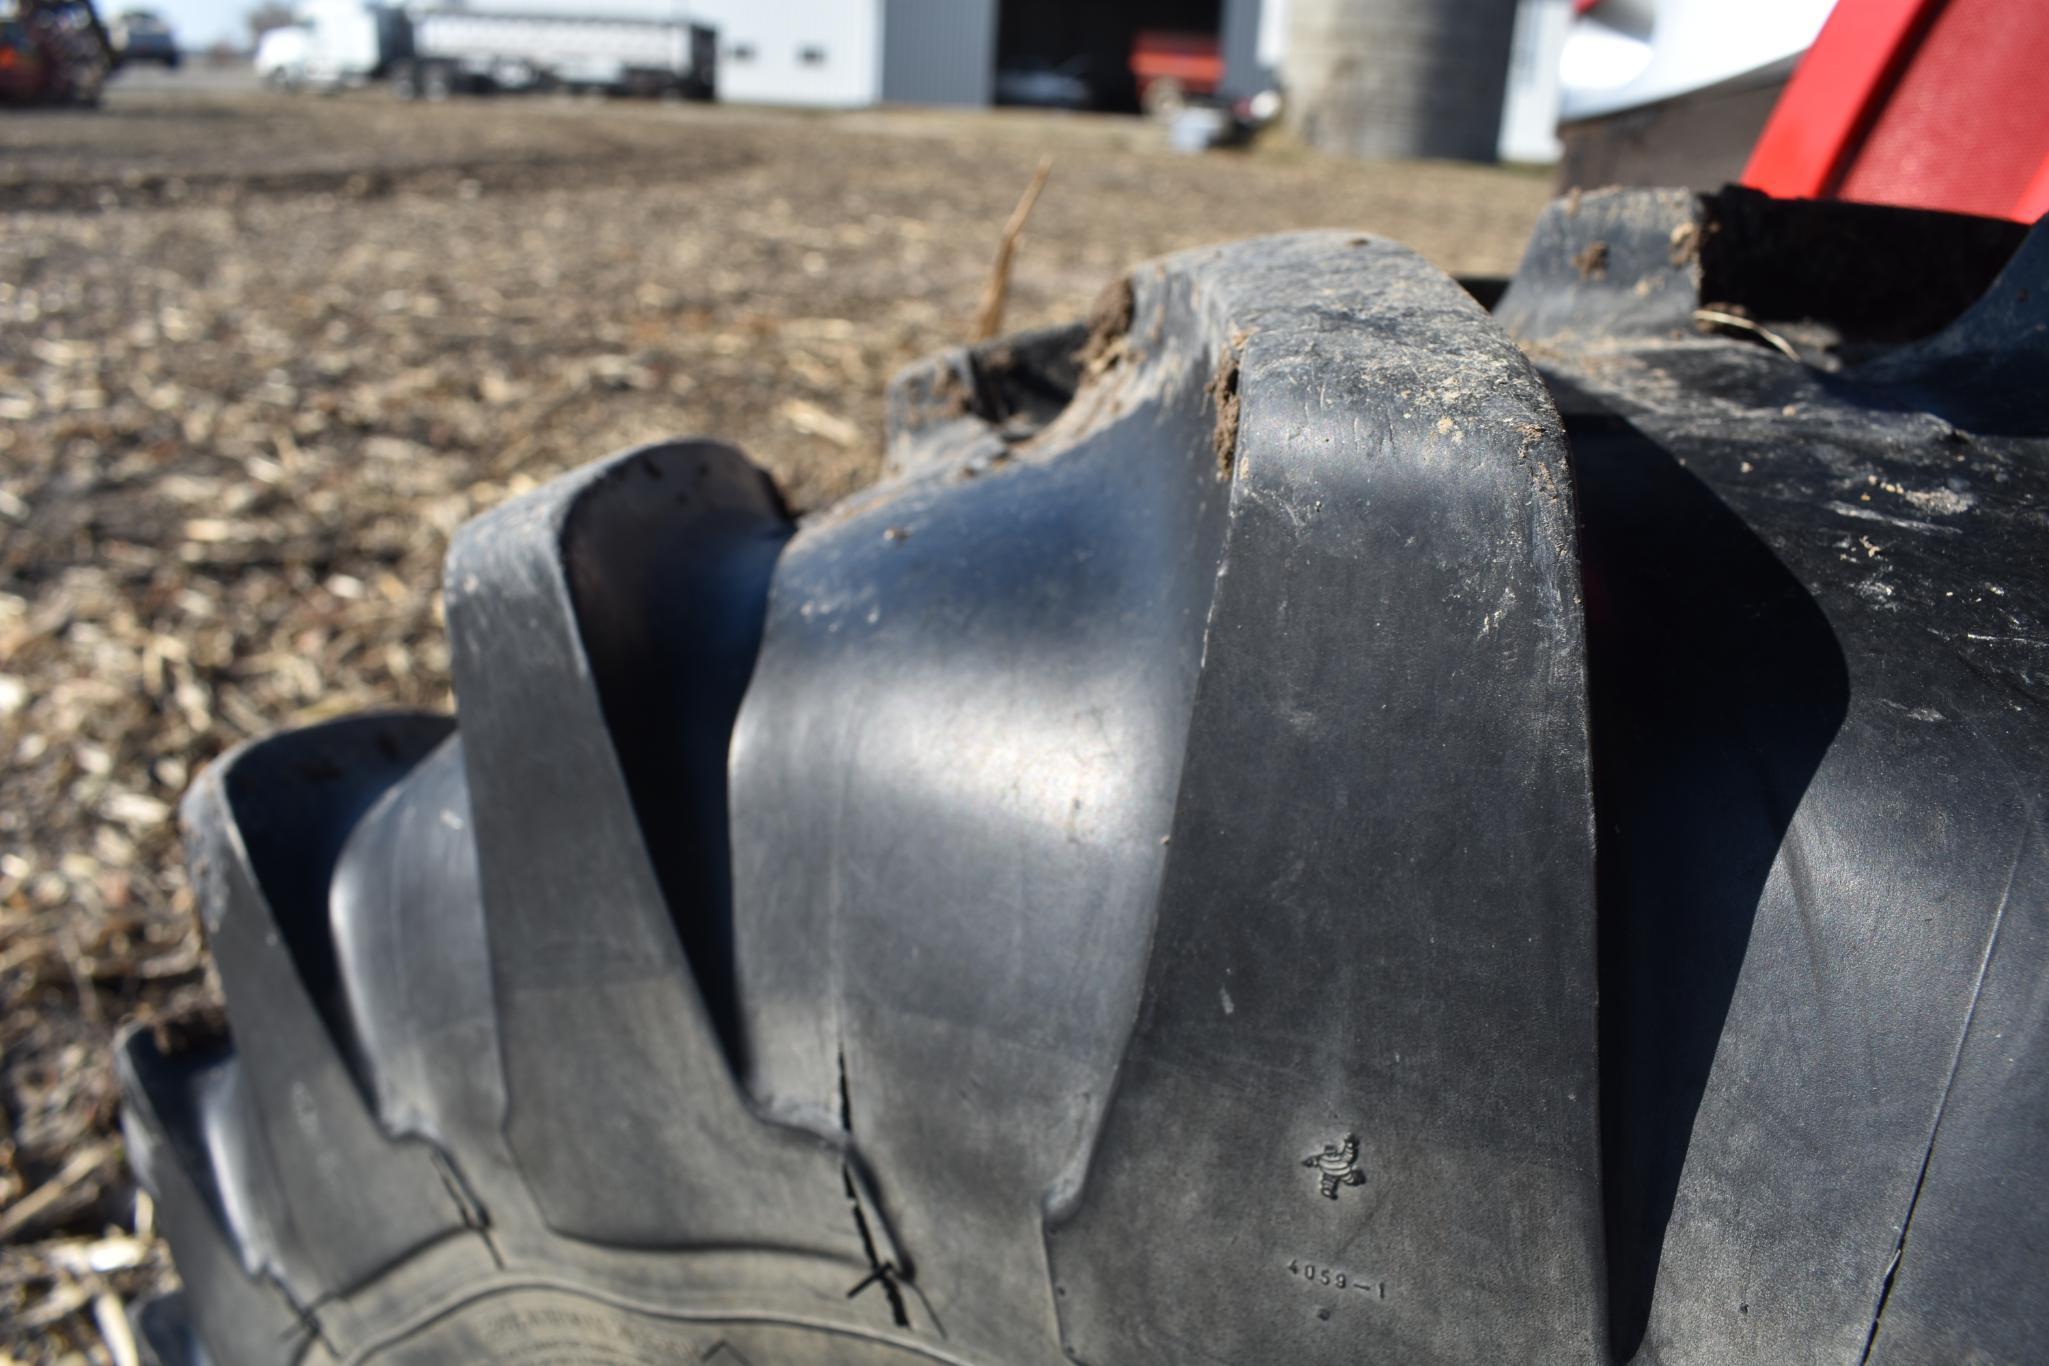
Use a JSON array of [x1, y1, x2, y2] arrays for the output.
[[1283, 0, 1521, 161]]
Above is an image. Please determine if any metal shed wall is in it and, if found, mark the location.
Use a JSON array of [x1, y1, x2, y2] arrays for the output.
[[880, 0, 997, 106], [695, 0, 882, 107]]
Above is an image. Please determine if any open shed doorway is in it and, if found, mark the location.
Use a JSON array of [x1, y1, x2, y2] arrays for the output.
[[994, 0, 1222, 113]]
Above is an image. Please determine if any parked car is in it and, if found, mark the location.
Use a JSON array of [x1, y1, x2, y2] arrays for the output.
[[0, 0, 111, 104], [0, 15, 48, 99], [252, 22, 307, 88], [993, 55, 1092, 110], [109, 6, 175, 66]]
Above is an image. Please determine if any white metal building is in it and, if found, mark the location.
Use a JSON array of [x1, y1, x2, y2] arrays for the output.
[[688, 0, 997, 107], [451, 0, 996, 106]]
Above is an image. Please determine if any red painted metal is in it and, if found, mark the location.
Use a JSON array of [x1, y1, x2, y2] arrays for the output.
[[1742, 0, 1931, 199], [1836, 0, 2049, 220], [1745, 0, 2049, 223]]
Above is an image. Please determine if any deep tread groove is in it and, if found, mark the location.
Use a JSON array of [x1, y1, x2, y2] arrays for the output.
[[214, 712, 454, 1105], [564, 446, 790, 1078], [183, 715, 474, 1312], [441, 439, 878, 1254]]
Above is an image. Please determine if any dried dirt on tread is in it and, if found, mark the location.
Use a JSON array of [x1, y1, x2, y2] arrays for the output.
[[0, 82, 1551, 1359]]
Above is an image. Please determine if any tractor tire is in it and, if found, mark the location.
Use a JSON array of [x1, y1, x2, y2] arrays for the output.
[[124, 191, 2049, 1366]]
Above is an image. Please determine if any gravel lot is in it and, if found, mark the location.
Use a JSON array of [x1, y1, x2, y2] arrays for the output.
[[0, 77, 1552, 1359]]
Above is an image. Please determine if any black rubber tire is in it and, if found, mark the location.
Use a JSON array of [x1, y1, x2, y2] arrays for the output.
[[123, 197, 2049, 1366]]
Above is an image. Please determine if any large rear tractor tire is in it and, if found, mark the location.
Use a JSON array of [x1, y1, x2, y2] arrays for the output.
[[126, 193, 2049, 1366]]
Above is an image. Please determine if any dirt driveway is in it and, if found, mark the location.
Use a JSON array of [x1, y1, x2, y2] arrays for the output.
[[0, 80, 1553, 1359]]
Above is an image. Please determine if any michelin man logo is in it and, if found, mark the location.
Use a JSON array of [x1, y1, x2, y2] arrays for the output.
[[1302, 1134, 1366, 1200]]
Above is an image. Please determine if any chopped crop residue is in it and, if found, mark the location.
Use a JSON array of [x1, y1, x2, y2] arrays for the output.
[[1668, 220, 1702, 268], [1075, 277, 1136, 376], [1207, 348, 1241, 480]]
